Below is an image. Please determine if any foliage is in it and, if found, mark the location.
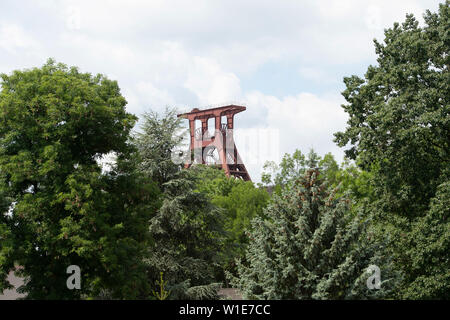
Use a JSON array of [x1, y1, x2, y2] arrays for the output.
[[153, 272, 171, 300], [1, 2, 447, 301], [193, 165, 269, 247], [191, 165, 270, 283], [401, 180, 450, 299], [185, 283, 222, 300], [334, 2, 449, 298], [261, 149, 319, 190], [135, 108, 224, 300], [136, 108, 186, 186], [262, 149, 373, 202], [193, 165, 239, 198], [323, 158, 375, 202], [213, 180, 270, 246], [0, 59, 157, 299], [0, 203, 13, 293], [229, 167, 398, 299], [334, 3, 449, 217]]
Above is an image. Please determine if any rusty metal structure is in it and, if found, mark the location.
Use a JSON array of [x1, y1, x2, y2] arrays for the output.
[[177, 105, 251, 181]]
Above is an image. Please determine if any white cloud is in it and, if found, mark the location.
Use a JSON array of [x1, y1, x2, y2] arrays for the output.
[[65, 5, 81, 31], [228, 90, 347, 181], [249, 91, 346, 154], [184, 57, 242, 106], [0, 0, 442, 181], [0, 23, 39, 53], [32, 0, 438, 72], [263, 92, 347, 157], [133, 81, 176, 112]]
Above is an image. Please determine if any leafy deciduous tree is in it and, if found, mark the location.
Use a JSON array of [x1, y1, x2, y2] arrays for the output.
[[0, 59, 156, 299], [334, 2, 449, 298]]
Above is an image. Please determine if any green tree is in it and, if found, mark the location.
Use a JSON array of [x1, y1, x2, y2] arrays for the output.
[[229, 166, 398, 299], [334, 3, 449, 216], [213, 181, 269, 246], [262, 149, 373, 202], [0, 184, 14, 292], [403, 181, 450, 299], [192, 165, 270, 283], [192, 165, 269, 246], [193, 164, 239, 198], [135, 108, 224, 299], [261, 149, 313, 190], [322, 157, 375, 203], [0, 59, 157, 299], [334, 2, 449, 298]]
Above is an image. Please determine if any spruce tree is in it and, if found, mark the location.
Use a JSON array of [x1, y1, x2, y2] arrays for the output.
[[230, 167, 398, 299]]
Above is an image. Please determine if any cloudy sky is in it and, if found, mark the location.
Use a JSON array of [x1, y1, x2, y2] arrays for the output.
[[0, 0, 442, 181]]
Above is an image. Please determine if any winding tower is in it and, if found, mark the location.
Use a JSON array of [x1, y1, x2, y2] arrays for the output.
[[177, 105, 251, 181]]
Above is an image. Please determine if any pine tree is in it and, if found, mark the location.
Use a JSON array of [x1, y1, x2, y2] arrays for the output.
[[229, 167, 398, 299]]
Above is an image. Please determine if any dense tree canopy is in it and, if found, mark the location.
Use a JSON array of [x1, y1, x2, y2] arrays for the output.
[[230, 163, 398, 299], [262, 149, 373, 203], [262, 149, 320, 190], [0, 59, 157, 299], [334, 3, 449, 217], [135, 108, 225, 299], [192, 165, 270, 284], [0, 184, 13, 293], [334, 2, 449, 299], [403, 181, 450, 298], [193, 165, 269, 249], [1, 2, 448, 302]]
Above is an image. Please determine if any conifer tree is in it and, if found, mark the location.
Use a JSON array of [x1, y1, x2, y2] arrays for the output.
[[135, 108, 224, 299], [230, 166, 398, 299]]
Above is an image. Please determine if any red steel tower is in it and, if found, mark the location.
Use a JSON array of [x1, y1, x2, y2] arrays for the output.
[[177, 105, 251, 181]]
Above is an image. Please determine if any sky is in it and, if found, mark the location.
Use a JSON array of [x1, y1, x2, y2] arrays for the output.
[[0, 0, 443, 182]]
